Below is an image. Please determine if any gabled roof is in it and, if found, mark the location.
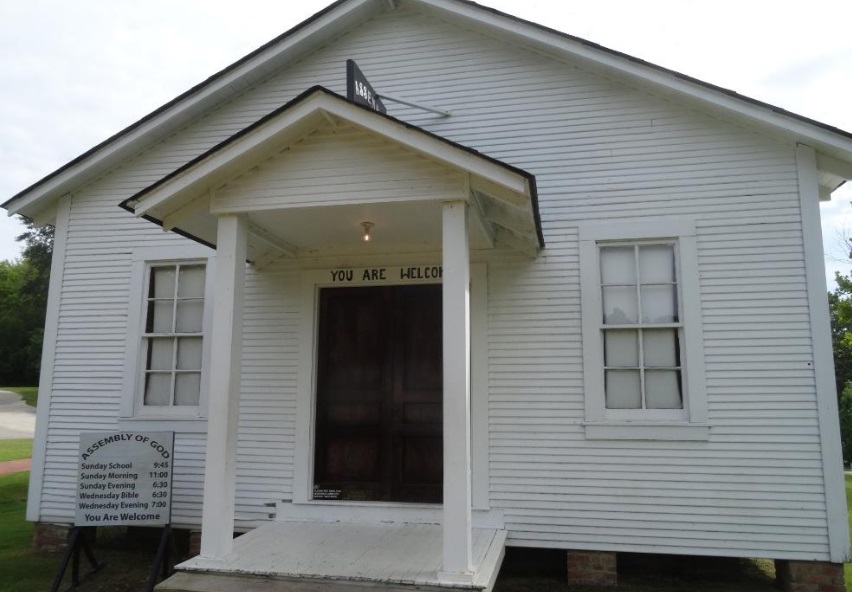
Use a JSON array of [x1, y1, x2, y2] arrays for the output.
[[121, 86, 543, 259], [5, 0, 852, 218]]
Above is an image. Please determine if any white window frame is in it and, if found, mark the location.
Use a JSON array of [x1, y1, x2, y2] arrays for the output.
[[120, 245, 216, 431], [580, 218, 708, 440]]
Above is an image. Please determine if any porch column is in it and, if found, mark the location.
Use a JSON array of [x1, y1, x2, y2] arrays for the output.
[[199, 214, 248, 560], [440, 200, 474, 581]]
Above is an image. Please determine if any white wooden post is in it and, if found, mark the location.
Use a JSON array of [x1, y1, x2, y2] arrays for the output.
[[199, 214, 248, 561], [439, 200, 474, 582]]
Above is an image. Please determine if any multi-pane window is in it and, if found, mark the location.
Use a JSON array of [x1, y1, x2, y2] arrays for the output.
[[600, 242, 683, 411], [142, 264, 206, 407]]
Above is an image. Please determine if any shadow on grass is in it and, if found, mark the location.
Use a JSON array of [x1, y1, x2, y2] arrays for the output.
[[0, 472, 176, 592], [494, 547, 777, 592]]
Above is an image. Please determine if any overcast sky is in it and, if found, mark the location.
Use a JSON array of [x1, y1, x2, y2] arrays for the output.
[[2, 0, 851, 284]]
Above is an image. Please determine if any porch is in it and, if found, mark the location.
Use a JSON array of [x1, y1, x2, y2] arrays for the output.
[[159, 522, 507, 592], [126, 86, 541, 585]]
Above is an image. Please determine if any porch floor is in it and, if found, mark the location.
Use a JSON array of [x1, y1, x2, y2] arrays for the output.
[[161, 522, 507, 592]]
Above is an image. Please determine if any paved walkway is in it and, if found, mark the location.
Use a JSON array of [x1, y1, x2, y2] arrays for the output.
[[0, 458, 31, 475], [0, 389, 36, 439], [0, 390, 36, 476]]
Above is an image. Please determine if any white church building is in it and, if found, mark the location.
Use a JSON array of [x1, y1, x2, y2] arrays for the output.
[[4, 1, 851, 591]]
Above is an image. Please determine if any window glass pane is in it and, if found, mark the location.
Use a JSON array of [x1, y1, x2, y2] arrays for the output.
[[147, 338, 174, 371], [600, 246, 636, 285], [178, 266, 205, 298], [604, 330, 639, 367], [602, 286, 638, 324], [640, 285, 678, 323], [643, 329, 679, 367], [151, 267, 176, 299], [174, 373, 201, 406], [147, 301, 174, 333], [639, 244, 675, 284], [176, 300, 204, 333], [605, 370, 641, 408], [177, 337, 203, 370], [645, 370, 683, 409], [144, 373, 172, 406]]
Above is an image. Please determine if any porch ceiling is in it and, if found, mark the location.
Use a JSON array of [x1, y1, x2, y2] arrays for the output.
[[121, 86, 543, 263]]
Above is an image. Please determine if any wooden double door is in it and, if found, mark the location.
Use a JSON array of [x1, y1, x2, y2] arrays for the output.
[[313, 284, 443, 503]]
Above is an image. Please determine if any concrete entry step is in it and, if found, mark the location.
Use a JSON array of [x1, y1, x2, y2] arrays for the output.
[[171, 522, 506, 592]]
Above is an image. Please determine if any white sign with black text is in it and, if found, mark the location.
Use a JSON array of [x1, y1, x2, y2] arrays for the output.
[[75, 431, 174, 527]]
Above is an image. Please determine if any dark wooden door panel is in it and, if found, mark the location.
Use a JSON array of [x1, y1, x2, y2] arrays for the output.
[[314, 284, 442, 503], [319, 288, 391, 391], [392, 284, 442, 502]]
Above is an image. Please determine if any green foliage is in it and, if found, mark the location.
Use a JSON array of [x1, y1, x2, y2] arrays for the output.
[[841, 386, 852, 464], [0, 439, 32, 463], [0, 216, 52, 385], [846, 475, 852, 590], [830, 272, 852, 396]]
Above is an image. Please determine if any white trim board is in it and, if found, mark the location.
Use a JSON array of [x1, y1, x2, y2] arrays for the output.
[[26, 195, 71, 522], [275, 501, 504, 528], [795, 143, 851, 563]]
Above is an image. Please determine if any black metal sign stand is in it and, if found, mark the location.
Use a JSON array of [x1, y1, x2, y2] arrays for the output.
[[48, 527, 103, 592], [144, 524, 177, 592], [48, 524, 177, 592]]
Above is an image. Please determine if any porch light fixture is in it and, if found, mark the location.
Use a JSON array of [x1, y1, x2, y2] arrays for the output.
[[361, 221, 374, 242]]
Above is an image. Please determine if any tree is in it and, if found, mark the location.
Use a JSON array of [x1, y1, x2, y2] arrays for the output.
[[840, 383, 852, 463], [830, 263, 852, 463], [0, 216, 53, 385], [828, 274, 852, 397]]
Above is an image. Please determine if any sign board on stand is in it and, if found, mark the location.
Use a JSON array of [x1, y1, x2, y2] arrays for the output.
[[75, 431, 174, 527]]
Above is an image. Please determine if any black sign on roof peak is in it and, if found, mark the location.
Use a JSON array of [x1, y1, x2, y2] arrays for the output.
[[346, 59, 387, 114]]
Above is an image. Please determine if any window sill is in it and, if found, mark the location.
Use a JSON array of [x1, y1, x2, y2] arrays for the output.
[[118, 416, 208, 433], [584, 422, 709, 441]]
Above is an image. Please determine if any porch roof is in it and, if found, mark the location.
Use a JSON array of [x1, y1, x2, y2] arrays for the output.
[[121, 86, 543, 263]]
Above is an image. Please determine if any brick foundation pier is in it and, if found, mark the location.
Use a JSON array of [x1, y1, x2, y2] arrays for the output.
[[567, 550, 618, 587], [775, 559, 845, 592], [33, 522, 72, 552]]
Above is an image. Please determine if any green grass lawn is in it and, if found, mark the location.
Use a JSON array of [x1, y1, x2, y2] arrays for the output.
[[846, 475, 852, 591], [0, 439, 32, 463], [0, 386, 38, 407], [0, 472, 60, 592], [0, 472, 155, 592]]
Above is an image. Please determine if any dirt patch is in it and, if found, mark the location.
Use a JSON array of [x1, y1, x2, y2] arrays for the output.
[[0, 458, 31, 476]]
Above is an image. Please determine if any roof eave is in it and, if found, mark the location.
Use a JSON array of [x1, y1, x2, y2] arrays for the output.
[[126, 87, 544, 251], [412, 0, 852, 162], [6, 0, 852, 218]]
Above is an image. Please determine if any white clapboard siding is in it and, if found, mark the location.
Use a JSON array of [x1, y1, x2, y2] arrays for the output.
[[35, 4, 832, 560], [234, 269, 300, 524], [213, 126, 466, 211]]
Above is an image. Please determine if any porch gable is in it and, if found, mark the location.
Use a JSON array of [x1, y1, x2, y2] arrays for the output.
[[122, 87, 543, 262]]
